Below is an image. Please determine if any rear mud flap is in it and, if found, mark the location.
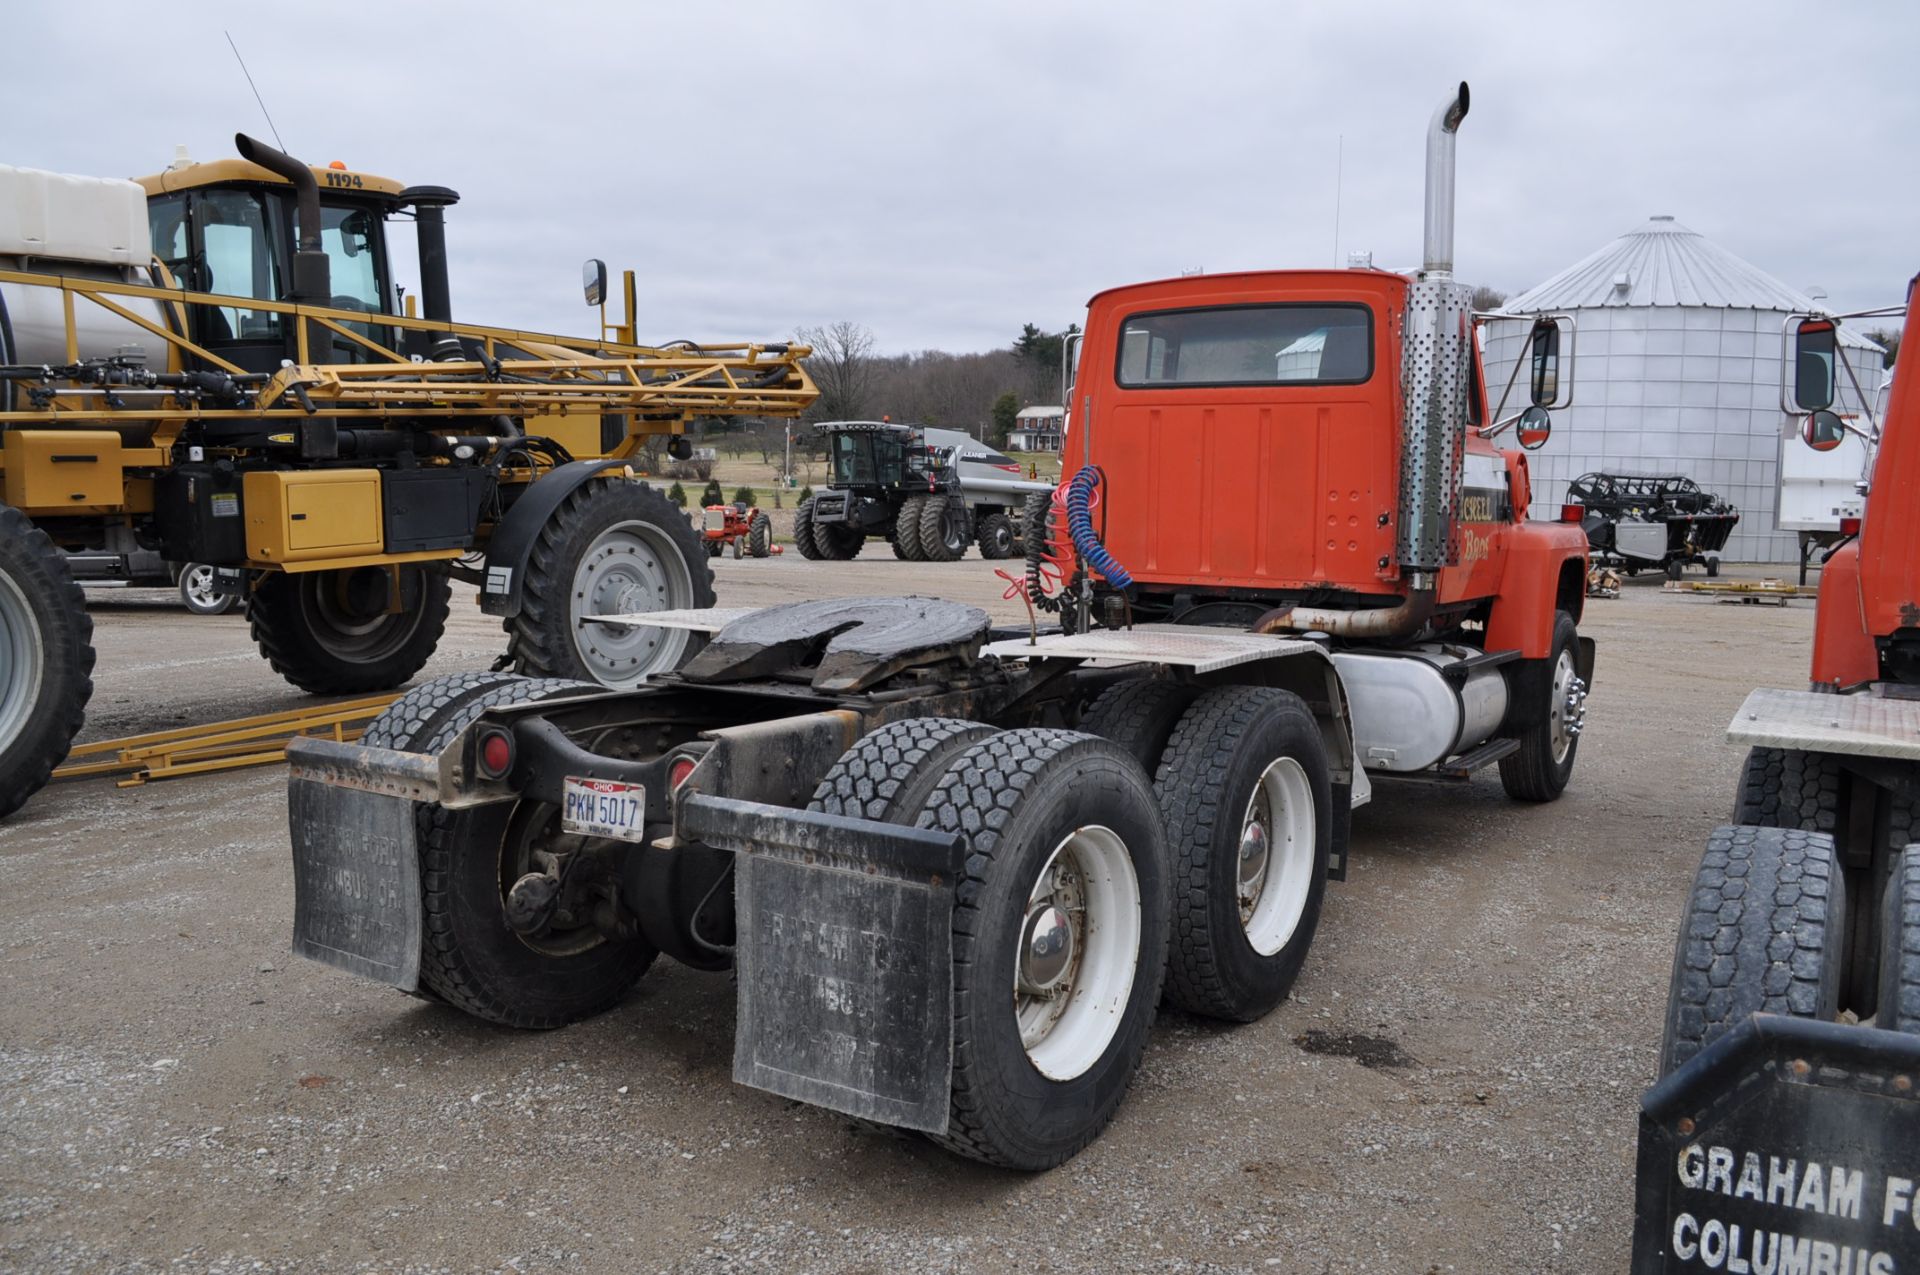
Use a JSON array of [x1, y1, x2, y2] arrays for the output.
[[288, 778, 422, 990], [1631, 1015, 1920, 1273], [679, 794, 963, 1134]]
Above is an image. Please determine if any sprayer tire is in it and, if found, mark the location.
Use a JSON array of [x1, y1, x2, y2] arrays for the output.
[[0, 505, 94, 821], [251, 563, 450, 695]]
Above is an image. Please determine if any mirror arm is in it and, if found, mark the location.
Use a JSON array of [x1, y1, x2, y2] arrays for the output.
[[1477, 410, 1527, 440]]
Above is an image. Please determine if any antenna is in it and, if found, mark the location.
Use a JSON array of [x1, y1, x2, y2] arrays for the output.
[[1332, 134, 1344, 266], [225, 31, 286, 152]]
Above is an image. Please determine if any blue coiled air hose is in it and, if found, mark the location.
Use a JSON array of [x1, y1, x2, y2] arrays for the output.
[[1065, 466, 1132, 590]]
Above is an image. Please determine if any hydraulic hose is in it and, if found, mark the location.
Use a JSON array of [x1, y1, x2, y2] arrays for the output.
[[1065, 467, 1131, 590]]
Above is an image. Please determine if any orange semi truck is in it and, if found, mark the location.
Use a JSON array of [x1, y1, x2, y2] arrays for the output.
[[278, 83, 1594, 1170], [1632, 285, 1920, 1272]]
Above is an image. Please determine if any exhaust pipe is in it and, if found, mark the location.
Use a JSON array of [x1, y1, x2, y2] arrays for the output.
[[1421, 82, 1470, 276], [235, 133, 331, 303], [400, 185, 461, 325], [1252, 588, 1435, 640]]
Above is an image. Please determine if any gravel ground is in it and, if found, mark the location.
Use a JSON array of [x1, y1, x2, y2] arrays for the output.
[[0, 557, 1818, 1273]]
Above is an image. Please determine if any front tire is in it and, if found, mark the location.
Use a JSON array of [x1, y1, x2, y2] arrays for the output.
[[506, 477, 714, 690], [919, 496, 968, 562], [1498, 609, 1584, 802], [976, 512, 1015, 560], [915, 729, 1170, 1169], [0, 506, 94, 820], [250, 563, 450, 694], [177, 563, 237, 615], [892, 496, 927, 561], [1659, 825, 1846, 1075], [1155, 686, 1331, 1022]]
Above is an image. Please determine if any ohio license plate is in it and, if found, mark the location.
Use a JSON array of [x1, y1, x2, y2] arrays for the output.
[[561, 777, 647, 841]]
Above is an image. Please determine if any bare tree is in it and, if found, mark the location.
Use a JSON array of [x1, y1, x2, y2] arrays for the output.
[[795, 321, 877, 422], [1471, 286, 1509, 312]]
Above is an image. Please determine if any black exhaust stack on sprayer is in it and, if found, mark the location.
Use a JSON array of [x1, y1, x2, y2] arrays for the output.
[[399, 185, 461, 325], [235, 133, 330, 303]]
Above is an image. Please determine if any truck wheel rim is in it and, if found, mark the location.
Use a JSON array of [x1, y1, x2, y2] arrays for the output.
[[181, 564, 222, 612], [1549, 649, 1582, 764], [0, 572, 46, 753], [570, 520, 693, 689], [1014, 824, 1141, 1081], [1240, 756, 1316, 956]]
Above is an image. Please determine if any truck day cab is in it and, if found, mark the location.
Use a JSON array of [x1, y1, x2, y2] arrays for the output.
[[281, 83, 1596, 1169]]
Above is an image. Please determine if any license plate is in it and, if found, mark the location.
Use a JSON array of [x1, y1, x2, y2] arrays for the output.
[[561, 776, 647, 841]]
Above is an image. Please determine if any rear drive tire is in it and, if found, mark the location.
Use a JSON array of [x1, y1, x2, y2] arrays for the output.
[[792, 498, 825, 560], [915, 729, 1169, 1169], [747, 512, 771, 558], [1659, 825, 1846, 1075], [1498, 609, 1584, 803], [977, 512, 1015, 560], [1077, 677, 1199, 775], [376, 676, 656, 1029], [177, 563, 237, 615], [893, 496, 927, 561], [250, 563, 450, 694], [506, 477, 713, 690], [0, 506, 94, 821], [1731, 747, 1842, 837], [1155, 686, 1331, 1022], [808, 716, 1000, 822], [1881, 845, 1920, 1035]]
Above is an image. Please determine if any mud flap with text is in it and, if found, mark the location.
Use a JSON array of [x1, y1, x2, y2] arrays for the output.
[[687, 795, 961, 1134], [288, 778, 422, 990], [1631, 1015, 1920, 1273]]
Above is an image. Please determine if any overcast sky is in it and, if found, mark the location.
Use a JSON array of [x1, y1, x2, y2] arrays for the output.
[[8, 1, 1916, 354]]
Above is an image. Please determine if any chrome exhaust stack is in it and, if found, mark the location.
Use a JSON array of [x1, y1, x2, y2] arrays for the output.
[[1396, 81, 1474, 583], [1422, 82, 1471, 277]]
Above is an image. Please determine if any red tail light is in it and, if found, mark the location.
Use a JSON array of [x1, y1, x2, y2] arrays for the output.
[[1839, 516, 1861, 535], [476, 728, 514, 780], [669, 756, 698, 789], [1560, 504, 1584, 522]]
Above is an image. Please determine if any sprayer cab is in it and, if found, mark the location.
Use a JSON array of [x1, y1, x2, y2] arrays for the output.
[[134, 136, 459, 371]]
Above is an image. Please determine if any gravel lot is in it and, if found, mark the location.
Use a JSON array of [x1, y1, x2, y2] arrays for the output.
[[0, 558, 1818, 1273]]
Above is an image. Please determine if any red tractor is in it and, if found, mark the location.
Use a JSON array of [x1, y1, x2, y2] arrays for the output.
[[699, 502, 773, 559], [1631, 285, 1920, 1272]]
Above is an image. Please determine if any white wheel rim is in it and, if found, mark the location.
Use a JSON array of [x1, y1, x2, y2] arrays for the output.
[[569, 519, 694, 689], [181, 564, 221, 611], [0, 570, 46, 752], [1239, 756, 1316, 956], [1014, 824, 1142, 1081]]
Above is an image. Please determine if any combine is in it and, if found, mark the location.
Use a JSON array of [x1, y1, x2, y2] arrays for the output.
[[0, 137, 814, 819], [282, 84, 1596, 1169]]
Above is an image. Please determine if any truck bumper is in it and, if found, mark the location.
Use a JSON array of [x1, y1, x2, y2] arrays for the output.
[[1631, 1016, 1920, 1273]]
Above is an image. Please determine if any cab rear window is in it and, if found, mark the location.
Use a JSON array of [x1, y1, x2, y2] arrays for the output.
[[1116, 303, 1373, 388]]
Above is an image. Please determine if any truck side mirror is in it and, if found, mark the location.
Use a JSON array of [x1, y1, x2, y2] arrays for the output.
[[1802, 408, 1846, 452], [582, 258, 608, 308], [1528, 319, 1560, 409], [1793, 318, 1837, 412], [1516, 404, 1552, 451]]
